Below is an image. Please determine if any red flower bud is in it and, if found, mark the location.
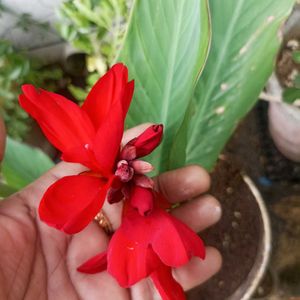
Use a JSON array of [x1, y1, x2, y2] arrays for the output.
[[127, 124, 163, 158]]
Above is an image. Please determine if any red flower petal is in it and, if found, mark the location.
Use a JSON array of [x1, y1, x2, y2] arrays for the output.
[[77, 252, 107, 274], [93, 97, 124, 176], [61, 144, 101, 172], [107, 175, 124, 204], [19, 85, 96, 154], [107, 232, 158, 287], [119, 144, 137, 161], [39, 175, 108, 234], [130, 186, 154, 216], [82, 63, 134, 129], [116, 203, 205, 267], [150, 265, 185, 300], [151, 209, 205, 267], [127, 124, 163, 158], [105, 202, 205, 286]]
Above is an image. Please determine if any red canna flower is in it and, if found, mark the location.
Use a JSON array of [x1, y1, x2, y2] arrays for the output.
[[78, 186, 205, 300], [19, 63, 207, 300], [19, 63, 163, 234]]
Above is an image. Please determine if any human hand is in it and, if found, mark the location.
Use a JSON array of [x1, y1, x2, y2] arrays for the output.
[[0, 124, 222, 300]]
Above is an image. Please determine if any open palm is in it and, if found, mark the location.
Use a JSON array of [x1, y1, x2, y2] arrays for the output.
[[0, 126, 222, 300]]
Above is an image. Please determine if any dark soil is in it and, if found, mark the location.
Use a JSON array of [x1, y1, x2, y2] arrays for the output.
[[187, 159, 262, 300]]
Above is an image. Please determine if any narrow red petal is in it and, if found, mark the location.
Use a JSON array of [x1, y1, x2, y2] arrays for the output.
[[39, 175, 107, 234], [93, 98, 124, 176], [82, 63, 134, 129], [130, 186, 154, 216], [127, 124, 163, 158], [150, 265, 186, 300], [122, 80, 134, 118], [77, 252, 107, 274], [19, 85, 96, 154]]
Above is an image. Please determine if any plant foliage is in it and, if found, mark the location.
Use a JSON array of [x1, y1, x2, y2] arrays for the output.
[[0, 137, 54, 197], [117, 0, 296, 172], [0, 41, 62, 140]]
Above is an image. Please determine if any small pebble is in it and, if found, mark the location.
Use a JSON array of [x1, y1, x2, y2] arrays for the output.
[[218, 280, 225, 288], [232, 221, 239, 229], [226, 187, 233, 194], [234, 211, 242, 219]]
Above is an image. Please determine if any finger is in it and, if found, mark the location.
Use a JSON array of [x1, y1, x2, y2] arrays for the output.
[[68, 221, 109, 269], [69, 222, 130, 300], [171, 195, 221, 232], [154, 165, 210, 203], [173, 247, 222, 291]]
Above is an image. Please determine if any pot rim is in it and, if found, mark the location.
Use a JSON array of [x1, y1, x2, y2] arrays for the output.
[[229, 175, 272, 300]]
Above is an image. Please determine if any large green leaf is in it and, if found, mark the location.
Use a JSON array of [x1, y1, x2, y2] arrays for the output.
[[117, 0, 211, 172], [1, 137, 54, 190], [171, 0, 296, 170]]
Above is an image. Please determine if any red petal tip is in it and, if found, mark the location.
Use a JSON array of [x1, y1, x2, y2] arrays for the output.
[[77, 252, 107, 274]]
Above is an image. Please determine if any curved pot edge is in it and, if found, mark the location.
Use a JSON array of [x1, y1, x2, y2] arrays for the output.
[[229, 175, 272, 300]]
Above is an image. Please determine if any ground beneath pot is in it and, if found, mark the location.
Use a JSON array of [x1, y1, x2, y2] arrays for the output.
[[188, 101, 300, 300]]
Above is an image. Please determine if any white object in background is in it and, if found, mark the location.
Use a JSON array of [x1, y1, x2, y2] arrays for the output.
[[0, 0, 68, 63], [267, 74, 300, 162]]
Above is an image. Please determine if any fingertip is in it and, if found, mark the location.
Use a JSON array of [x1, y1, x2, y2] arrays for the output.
[[173, 247, 222, 291], [172, 195, 222, 232], [184, 165, 210, 193], [156, 165, 211, 203], [206, 246, 222, 274]]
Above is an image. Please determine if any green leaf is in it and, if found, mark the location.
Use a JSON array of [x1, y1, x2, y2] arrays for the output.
[[283, 87, 300, 104], [294, 74, 300, 88], [292, 50, 300, 64], [1, 137, 55, 190], [117, 0, 211, 172], [172, 0, 296, 171], [0, 182, 18, 198], [57, 23, 78, 41], [68, 84, 88, 102]]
